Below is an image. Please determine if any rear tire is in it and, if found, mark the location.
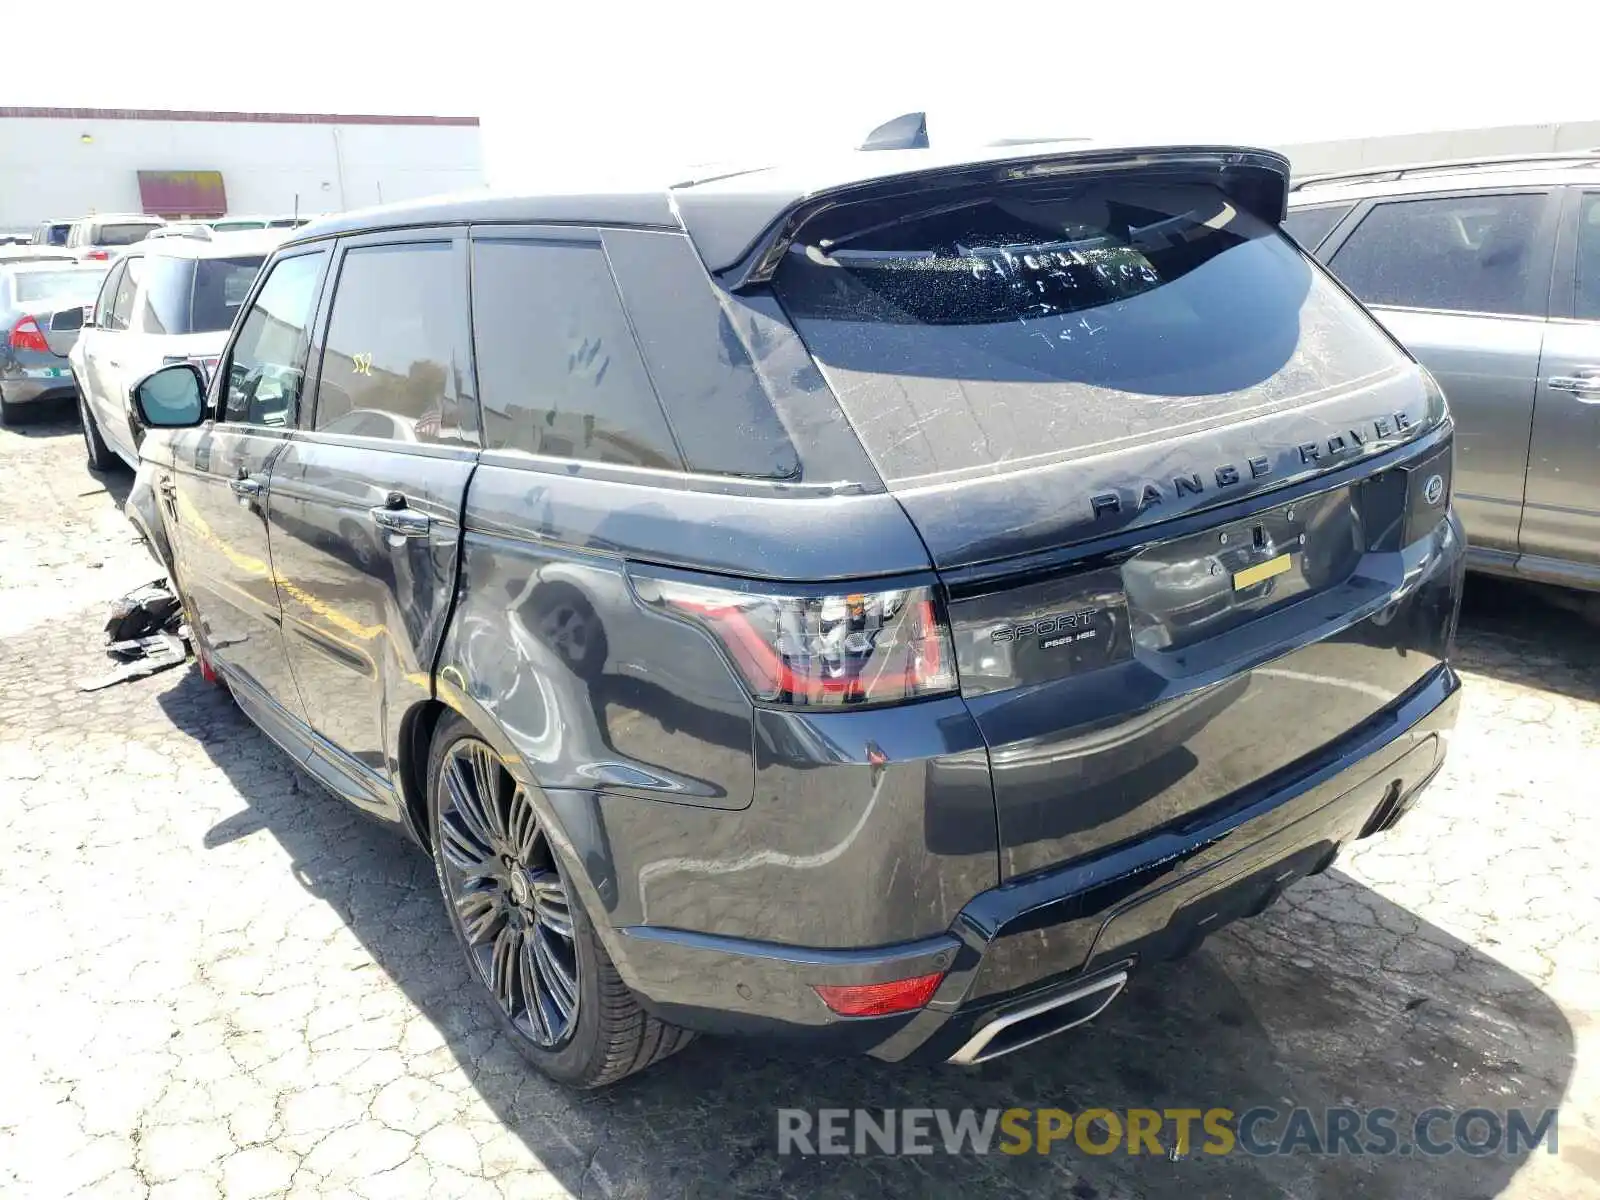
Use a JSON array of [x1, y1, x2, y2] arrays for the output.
[[78, 390, 116, 473], [426, 714, 692, 1088], [0, 394, 14, 426]]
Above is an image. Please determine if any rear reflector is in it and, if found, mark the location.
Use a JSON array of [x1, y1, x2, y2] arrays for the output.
[[813, 972, 944, 1017], [8, 316, 49, 353]]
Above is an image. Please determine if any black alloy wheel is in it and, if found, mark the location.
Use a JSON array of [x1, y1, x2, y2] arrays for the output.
[[435, 736, 580, 1047]]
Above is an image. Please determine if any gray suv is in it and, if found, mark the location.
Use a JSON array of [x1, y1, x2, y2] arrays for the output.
[[124, 141, 1465, 1088], [1288, 153, 1600, 593]]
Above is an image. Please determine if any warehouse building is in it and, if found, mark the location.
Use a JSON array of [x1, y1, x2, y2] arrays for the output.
[[0, 107, 485, 234]]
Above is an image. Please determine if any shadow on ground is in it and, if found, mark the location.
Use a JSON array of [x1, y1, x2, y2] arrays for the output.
[[156, 614, 1576, 1199], [1455, 576, 1600, 704], [6, 395, 135, 507]]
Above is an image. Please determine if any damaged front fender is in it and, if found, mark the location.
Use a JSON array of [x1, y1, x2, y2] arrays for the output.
[[125, 458, 177, 582]]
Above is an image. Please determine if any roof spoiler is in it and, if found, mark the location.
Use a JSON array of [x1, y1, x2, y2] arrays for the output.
[[712, 145, 1291, 291]]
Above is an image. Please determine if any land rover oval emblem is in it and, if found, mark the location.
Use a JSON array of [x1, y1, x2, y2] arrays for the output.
[[1424, 474, 1445, 506]]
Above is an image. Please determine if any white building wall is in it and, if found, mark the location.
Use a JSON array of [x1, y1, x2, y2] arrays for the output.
[[0, 113, 485, 229]]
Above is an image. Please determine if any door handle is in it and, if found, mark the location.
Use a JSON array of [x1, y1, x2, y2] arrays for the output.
[[157, 479, 176, 496], [229, 477, 264, 499], [368, 503, 431, 538], [1547, 374, 1600, 402]]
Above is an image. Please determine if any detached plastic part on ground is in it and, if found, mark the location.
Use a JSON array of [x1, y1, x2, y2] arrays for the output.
[[79, 579, 190, 691]]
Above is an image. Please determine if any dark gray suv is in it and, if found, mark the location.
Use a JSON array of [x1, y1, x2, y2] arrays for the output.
[[125, 141, 1465, 1088]]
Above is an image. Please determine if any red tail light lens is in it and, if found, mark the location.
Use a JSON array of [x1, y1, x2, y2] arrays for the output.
[[634, 575, 957, 707], [84, 249, 110, 261], [8, 316, 50, 353], [814, 972, 945, 1016]]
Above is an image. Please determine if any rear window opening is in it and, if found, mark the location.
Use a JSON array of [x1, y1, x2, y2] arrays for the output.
[[773, 179, 1408, 485], [139, 255, 264, 335], [96, 223, 164, 246], [13, 269, 106, 305]]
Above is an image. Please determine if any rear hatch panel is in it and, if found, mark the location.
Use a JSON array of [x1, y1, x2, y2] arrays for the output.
[[766, 152, 1457, 883]]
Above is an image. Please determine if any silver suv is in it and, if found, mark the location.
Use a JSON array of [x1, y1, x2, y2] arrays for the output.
[[1288, 153, 1600, 593]]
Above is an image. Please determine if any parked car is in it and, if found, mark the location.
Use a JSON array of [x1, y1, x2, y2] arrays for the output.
[[0, 262, 108, 423], [0, 245, 77, 267], [32, 218, 76, 249], [1288, 152, 1600, 592], [64, 213, 167, 261], [71, 232, 275, 468], [208, 214, 313, 233], [124, 140, 1465, 1089]]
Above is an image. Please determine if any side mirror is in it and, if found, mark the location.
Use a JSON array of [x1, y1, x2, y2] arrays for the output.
[[131, 364, 206, 429], [49, 306, 85, 333]]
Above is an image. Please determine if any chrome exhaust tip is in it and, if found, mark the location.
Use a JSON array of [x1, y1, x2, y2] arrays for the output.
[[948, 970, 1128, 1066]]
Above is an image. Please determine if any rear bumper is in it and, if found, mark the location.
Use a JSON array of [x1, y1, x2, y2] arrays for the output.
[[614, 662, 1460, 1060], [0, 375, 75, 406]]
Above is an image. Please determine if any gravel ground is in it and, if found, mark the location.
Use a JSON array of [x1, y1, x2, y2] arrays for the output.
[[1, 401, 1597, 1200]]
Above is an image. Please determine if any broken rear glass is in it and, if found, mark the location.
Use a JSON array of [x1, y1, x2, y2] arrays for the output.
[[773, 181, 1407, 485]]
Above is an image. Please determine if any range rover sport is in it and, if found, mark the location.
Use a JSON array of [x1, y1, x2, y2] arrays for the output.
[[124, 141, 1465, 1088]]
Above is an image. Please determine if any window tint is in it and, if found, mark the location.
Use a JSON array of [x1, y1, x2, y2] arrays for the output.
[[13, 269, 106, 305], [1282, 204, 1352, 253], [108, 257, 142, 330], [222, 251, 326, 426], [471, 238, 681, 469], [604, 230, 798, 478], [94, 260, 125, 328], [97, 222, 161, 246], [1329, 193, 1547, 316], [773, 180, 1408, 483], [313, 241, 471, 444], [1576, 194, 1600, 321]]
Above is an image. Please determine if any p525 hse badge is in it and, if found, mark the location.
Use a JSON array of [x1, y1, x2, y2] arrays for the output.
[[991, 608, 1100, 647]]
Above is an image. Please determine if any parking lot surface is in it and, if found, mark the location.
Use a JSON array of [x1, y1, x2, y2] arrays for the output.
[[1, 404, 1597, 1200]]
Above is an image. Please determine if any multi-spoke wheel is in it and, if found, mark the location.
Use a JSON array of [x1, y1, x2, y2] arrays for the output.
[[436, 737, 580, 1048], [427, 714, 693, 1088]]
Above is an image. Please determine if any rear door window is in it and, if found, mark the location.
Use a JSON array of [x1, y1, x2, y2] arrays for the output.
[[93, 260, 126, 328], [223, 251, 327, 426], [1328, 193, 1550, 316], [1282, 203, 1353, 253], [312, 240, 473, 444], [107, 257, 142, 330], [1575, 193, 1600, 320], [773, 180, 1407, 484], [470, 237, 683, 469]]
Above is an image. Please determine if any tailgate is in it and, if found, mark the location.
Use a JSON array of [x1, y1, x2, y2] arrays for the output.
[[769, 159, 1455, 881]]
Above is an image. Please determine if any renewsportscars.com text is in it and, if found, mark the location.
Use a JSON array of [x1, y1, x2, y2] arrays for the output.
[[776, 1106, 1560, 1158]]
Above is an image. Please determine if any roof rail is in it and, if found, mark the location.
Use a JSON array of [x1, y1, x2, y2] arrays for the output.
[[1291, 149, 1600, 191]]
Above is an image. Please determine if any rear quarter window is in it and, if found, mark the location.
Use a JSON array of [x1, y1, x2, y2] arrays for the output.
[[1282, 203, 1353, 253], [773, 180, 1408, 484], [470, 237, 684, 470]]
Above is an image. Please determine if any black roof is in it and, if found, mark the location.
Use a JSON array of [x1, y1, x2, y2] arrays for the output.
[[288, 141, 1290, 287]]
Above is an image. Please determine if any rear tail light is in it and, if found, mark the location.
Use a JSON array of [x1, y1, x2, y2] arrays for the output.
[[84, 249, 110, 261], [634, 574, 957, 707], [8, 316, 49, 353], [813, 972, 945, 1016]]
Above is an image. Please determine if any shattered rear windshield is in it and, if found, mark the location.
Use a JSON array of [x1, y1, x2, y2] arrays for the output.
[[773, 181, 1407, 485]]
